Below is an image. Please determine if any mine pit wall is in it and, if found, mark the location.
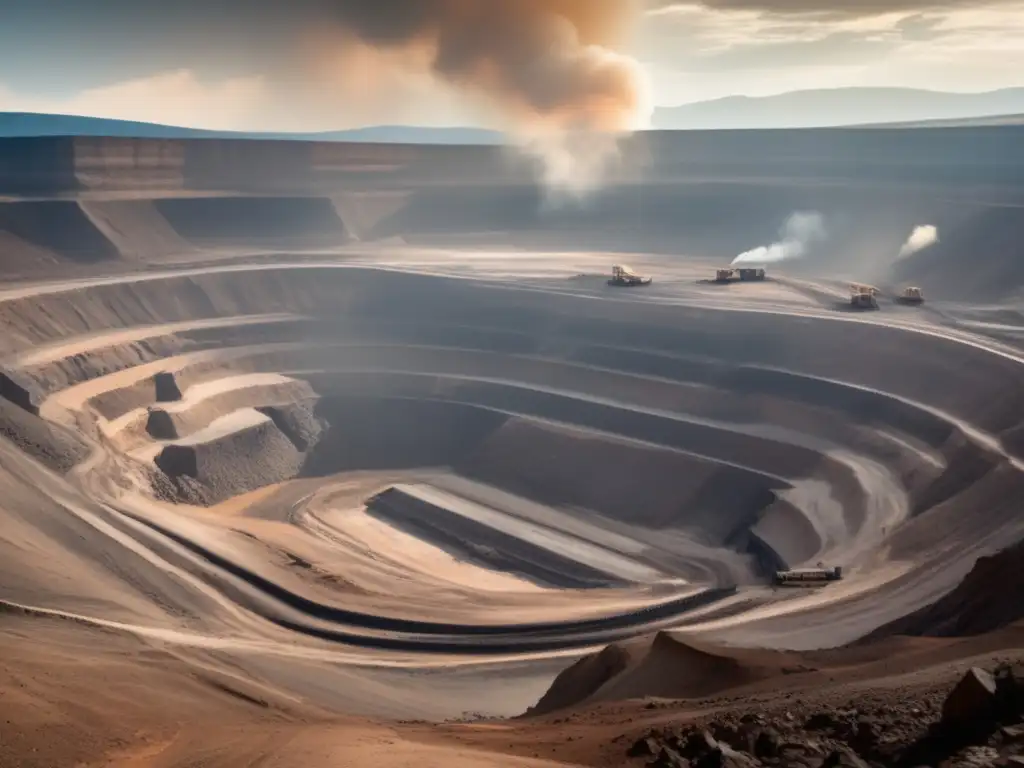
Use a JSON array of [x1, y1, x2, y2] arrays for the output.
[[4, 267, 1024, 515], [301, 397, 509, 475], [152, 196, 350, 246], [0, 136, 520, 196], [366, 487, 619, 589], [78, 200, 194, 261], [9, 319, 320, 408], [4, 263, 1024, 439], [2, 268, 1021, 430], [0, 199, 121, 264], [455, 417, 778, 535], [1, 129, 1022, 196], [0, 130, 1024, 296], [0, 195, 353, 279], [748, 499, 822, 572]]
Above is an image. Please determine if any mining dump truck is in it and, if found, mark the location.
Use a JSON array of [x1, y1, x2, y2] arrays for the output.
[[715, 268, 736, 283], [850, 284, 879, 309], [738, 267, 766, 281], [608, 264, 652, 287], [896, 286, 925, 305], [774, 565, 843, 587]]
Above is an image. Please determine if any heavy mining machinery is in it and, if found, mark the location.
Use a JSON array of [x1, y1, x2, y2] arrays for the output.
[[895, 286, 925, 305], [774, 565, 844, 586], [608, 264, 652, 287], [850, 283, 879, 309], [738, 267, 766, 281], [715, 267, 766, 283]]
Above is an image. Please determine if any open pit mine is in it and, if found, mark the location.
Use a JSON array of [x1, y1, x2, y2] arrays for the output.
[[2, 128, 1024, 768]]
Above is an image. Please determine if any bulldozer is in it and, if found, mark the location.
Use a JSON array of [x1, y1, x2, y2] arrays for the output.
[[850, 283, 879, 310], [895, 286, 925, 305], [608, 264, 652, 287]]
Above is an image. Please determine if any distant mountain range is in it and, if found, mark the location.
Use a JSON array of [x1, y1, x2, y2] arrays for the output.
[[2, 87, 1024, 142], [652, 87, 1024, 130]]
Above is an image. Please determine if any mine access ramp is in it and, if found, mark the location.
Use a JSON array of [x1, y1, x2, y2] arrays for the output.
[[774, 565, 843, 586], [608, 264, 652, 287]]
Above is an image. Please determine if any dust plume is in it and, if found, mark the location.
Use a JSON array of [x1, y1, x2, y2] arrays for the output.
[[898, 224, 939, 258], [315, 0, 652, 196], [732, 211, 827, 266]]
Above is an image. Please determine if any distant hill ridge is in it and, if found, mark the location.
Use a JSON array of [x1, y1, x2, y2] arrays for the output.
[[3, 86, 1024, 141], [653, 86, 1024, 130], [0, 113, 504, 144]]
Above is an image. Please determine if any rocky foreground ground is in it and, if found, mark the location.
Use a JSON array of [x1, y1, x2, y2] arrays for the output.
[[621, 664, 1024, 768]]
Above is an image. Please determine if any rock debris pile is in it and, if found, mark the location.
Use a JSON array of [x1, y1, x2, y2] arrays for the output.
[[625, 664, 1024, 768]]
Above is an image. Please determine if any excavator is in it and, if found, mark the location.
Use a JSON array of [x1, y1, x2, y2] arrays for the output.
[[607, 264, 653, 287]]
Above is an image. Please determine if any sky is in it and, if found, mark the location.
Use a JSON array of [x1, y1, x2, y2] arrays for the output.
[[0, 0, 1022, 131]]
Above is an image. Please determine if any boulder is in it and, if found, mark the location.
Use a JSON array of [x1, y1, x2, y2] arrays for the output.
[[629, 736, 662, 758], [1000, 725, 1024, 744], [154, 371, 182, 402], [942, 667, 998, 726], [695, 743, 759, 768], [806, 712, 840, 731], [681, 730, 721, 759], [820, 749, 870, 768], [145, 408, 178, 439], [0, 366, 42, 414], [649, 746, 691, 768], [753, 728, 781, 759]]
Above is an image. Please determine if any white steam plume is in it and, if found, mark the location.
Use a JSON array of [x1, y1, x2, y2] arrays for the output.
[[731, 211, 827, 266], [898, 225, 939, 259]]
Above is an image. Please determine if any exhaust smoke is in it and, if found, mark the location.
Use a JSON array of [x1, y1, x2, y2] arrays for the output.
[[732, 212, 827, 266], [317, 0, 652, 196], [898, 225, 939, 258]]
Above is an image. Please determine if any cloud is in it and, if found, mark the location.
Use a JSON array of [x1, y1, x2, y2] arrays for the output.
[[638, 1, 1024, 103], [0, 70, 267, 131], [0, 62, 486, 133], [645, 0, 1021, 16]]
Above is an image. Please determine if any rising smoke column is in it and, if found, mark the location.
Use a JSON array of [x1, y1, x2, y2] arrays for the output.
[[731, 212, 827, 266], [898, 225, 939, 258], [318, 0, 652, 195]]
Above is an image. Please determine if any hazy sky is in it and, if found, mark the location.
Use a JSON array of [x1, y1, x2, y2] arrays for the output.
[[0, 0, 1021, 130]]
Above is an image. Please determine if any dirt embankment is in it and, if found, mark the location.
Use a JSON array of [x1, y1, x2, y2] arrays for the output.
[[0, 200, 120, 270], [868, 537, 1024, 639], [458, 418, 779, 541], [301, 396, 509, 476], [79, 200, 193, 260], [0, 398, 89, 473], [0, 196, 355, 280], [155, 403, 324, 504], [527, 631, 813, 717], [153, 196, 350, 246]]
